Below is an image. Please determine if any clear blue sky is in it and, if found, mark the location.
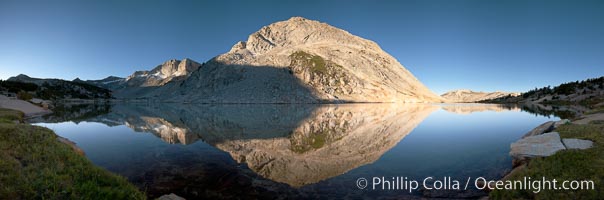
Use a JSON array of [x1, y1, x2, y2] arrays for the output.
[[1, 0, 602, 94]]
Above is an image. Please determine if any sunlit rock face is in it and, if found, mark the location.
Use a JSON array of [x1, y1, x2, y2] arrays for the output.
[[168, 17, 443, 103]]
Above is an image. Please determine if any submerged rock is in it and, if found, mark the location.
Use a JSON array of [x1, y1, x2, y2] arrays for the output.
[[562, 138, 594, 150], [157, 193, 185, 200], [511, 132, 566, 158]]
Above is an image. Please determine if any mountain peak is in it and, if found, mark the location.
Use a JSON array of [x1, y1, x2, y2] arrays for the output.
[[15, 74, 31, 78], [229, 17, 381, 57], [287, 16, 309, 22], [162, 59, 178, 65], [106, 76, 123, 79], [7, 74, 34, 82], [179, 18, 443, 103]]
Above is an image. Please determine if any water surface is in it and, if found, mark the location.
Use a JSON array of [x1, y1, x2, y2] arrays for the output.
[[33, 103, 558, 199]]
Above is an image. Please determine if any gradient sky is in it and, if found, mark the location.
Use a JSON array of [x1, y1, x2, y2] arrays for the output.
[[1, 0, 602, 94]]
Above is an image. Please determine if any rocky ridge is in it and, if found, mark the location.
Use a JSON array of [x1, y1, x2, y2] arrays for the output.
[[441, 89, 520, 103], [75, 76, 126, 91], [5, 74, 112, 99], [124, 59, 201, 87]]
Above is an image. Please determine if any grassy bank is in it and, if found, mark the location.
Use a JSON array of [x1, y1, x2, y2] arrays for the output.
[[0, 108, 145, 199], [490, 121, 604, 199], [0, 109, 23, 123]]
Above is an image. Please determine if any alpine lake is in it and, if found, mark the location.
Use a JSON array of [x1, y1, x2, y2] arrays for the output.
[[30, 102, 562, 199]]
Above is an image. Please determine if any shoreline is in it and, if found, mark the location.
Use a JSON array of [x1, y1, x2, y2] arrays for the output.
[[489, 106, 603, 199], [0, 108, 146, 199]]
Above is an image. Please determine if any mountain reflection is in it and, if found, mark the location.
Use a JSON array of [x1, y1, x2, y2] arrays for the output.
[[440, 103, 521, 114], [34, 103, 524, 188], [213, 104, 439, 187]]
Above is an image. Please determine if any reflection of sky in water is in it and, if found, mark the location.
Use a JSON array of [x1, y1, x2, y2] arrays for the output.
[[337, 109, 556, 178], [34, 104, 558, 198]]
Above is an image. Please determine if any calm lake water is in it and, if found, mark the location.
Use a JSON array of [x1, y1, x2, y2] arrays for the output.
[[33, 103, 558, 199]]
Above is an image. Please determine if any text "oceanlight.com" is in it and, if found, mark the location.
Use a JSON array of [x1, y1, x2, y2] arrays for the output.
[[355, 176, 594, 193]]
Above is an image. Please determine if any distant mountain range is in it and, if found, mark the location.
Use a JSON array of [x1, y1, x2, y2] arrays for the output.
[[3, 74, 111, 100], [73, 76, 125, 91], [441, 89, 520, 103]]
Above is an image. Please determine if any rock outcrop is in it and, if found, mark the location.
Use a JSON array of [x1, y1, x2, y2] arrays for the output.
[[562, 138, 594, 150], [441, 89, 520, 103], [522, 121, 555, 138], [510, 132, 566, 158], [124, 59, 201, 87], [510, 119, 594, 161], [0, 94, 52, 117], [161, 17, 443, 103], [573, 113, 604, 125]]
